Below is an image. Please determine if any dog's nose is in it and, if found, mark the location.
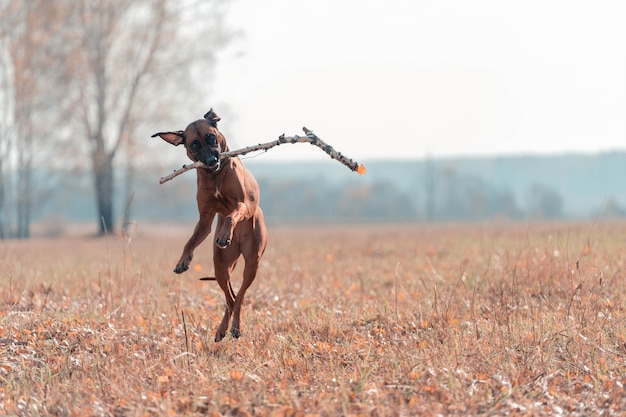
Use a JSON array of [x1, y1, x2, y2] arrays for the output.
[[205, 155, 221, 172]]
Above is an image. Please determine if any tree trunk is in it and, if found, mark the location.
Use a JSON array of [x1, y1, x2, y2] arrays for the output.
[[0, 157, 5, 239], [16, 164, 31, 238], [15, 111, 33, 239], [93, 150, 114, 235]]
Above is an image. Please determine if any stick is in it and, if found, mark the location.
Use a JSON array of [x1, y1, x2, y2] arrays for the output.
[[160, 161, 204, 184], [222, 127, 364, 171], [159, 127, 366, 184]]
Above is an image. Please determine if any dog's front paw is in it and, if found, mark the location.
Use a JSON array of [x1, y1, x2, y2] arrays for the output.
[[174, 255, 192, 274], [215, 236, 231, 249], [215, 228, 232, 249]]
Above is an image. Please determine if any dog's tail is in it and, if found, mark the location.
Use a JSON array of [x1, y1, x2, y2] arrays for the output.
[[199, 277, 236, 303]]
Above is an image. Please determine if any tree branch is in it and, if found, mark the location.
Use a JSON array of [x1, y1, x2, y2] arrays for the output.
[[159, 127, 366, 184], [159, 161, 205, 184]]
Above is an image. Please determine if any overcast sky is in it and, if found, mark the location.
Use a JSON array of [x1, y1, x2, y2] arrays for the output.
[[211, 0, 626, 161]]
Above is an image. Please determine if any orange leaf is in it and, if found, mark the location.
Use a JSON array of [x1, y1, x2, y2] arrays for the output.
[[230, 370, 244, 381]]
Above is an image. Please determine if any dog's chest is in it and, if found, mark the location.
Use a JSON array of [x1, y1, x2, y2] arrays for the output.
[[202, 181, 230, 211]]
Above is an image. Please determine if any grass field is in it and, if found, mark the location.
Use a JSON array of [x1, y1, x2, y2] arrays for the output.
[[1, 222, 626, 416]]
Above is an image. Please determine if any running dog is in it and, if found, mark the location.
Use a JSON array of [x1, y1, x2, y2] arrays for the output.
[[152, 109, 268, 341]]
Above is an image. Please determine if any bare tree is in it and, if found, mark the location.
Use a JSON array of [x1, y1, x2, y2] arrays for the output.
[[66, 0, 231, 235], [0, 20, 10, 238], [0, 0, 231, 237], [0, 0, 74, 238]]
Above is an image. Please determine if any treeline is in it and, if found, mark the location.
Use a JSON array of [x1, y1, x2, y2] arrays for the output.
[[248, 155, 626, 224], [26, 153, 626, 236], [256, 174, 565, 223], [257, 179, 416, 223]]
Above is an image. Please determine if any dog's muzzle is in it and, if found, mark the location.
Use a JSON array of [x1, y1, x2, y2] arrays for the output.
[[202, 149, 221, 172], [207, 159, 221, 172]]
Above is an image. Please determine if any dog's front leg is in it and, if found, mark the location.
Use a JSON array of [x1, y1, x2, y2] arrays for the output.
[[215, 203, 249, 249], [175, 211, 215, 273]]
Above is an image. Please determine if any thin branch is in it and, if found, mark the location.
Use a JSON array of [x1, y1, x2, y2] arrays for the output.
[[158, 127, 366, 184], [112, 2, 167, 160], [223, 127, 363, 170], [159, 161, 204, 184]]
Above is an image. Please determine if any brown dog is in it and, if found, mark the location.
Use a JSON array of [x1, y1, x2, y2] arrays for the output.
[[152, 109, 268, 341]]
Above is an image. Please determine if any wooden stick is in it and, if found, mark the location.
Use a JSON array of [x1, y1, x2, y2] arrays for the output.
[[159, 161, 205, 184], [222, 127, 364, 171], [159, 127, 366, 184]]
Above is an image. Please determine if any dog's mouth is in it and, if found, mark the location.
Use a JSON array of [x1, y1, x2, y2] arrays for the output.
[[206, 159, 221, 172]]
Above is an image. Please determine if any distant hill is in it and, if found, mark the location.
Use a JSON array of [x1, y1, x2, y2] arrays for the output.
[[247, 151, 626, 219], [29, 152, 626, 231]]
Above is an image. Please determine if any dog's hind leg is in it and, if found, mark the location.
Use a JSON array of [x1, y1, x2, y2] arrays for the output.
[[230, 212, 268, 339], [214, 276, 235, 342], [213, 242, 240, 342], [229, 259, 258, 339]]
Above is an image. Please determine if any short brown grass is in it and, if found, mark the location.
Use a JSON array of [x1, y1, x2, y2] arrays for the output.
[[1, 222, 626, 416]]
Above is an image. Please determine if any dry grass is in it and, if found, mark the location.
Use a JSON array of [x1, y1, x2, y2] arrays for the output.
[[1, 222, 626, 416]]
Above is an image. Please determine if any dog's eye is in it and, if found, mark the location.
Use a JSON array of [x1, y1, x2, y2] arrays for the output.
[[205, 133, 217, 146], [189, 141, 200, 152]]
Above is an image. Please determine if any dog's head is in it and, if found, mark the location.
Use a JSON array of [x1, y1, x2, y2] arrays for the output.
[[152, 109, 229, 173]]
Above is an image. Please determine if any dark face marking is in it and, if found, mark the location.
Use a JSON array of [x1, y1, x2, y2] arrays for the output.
[[184, 122, 223, 172]]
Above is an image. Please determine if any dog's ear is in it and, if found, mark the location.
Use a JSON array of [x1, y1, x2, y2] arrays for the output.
[[151, 131, 184, 146], [203, 108, 221, 127]]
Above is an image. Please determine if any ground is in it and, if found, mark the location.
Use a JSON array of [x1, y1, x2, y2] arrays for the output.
[[1, 222, 626, 416]]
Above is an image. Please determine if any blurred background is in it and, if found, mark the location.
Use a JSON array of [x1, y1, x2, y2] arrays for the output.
[[1, 0, 625, 238]]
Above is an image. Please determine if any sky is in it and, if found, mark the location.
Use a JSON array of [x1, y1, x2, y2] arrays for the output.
[[211, 0, 626, 161]]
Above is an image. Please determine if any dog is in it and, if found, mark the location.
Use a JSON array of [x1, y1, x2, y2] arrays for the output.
[[152, 109, 268, 341]]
